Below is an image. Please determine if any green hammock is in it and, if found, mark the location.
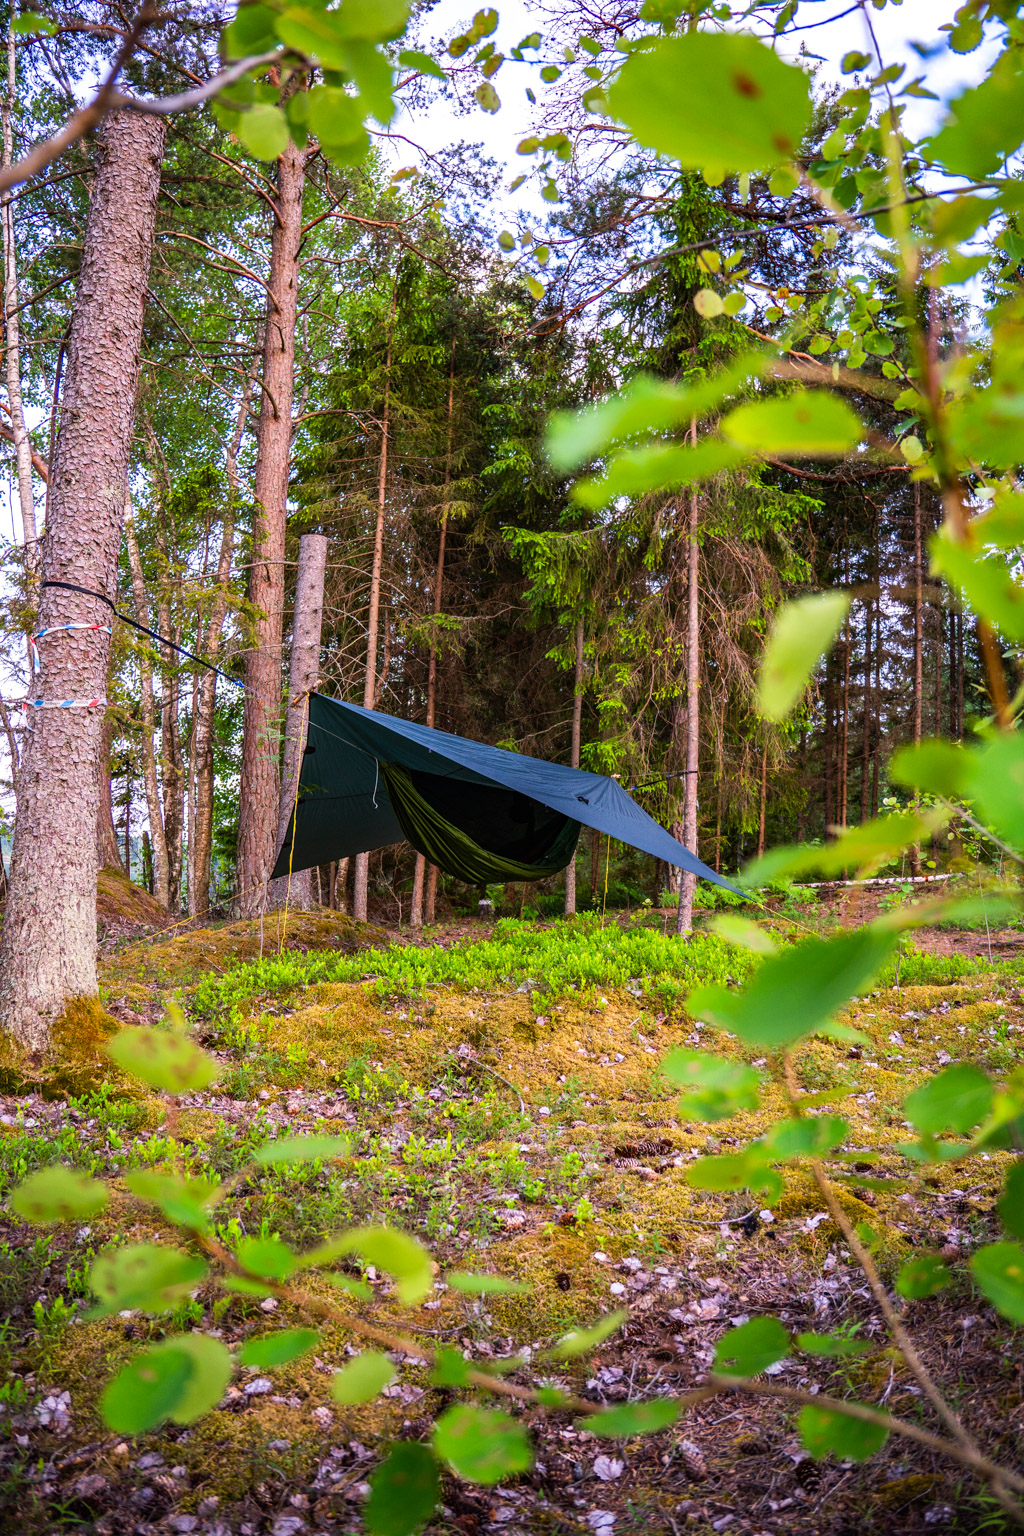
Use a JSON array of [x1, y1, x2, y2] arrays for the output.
[[380, 761, 581, 884]]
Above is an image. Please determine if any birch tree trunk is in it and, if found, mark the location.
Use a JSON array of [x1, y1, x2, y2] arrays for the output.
[[564, 617, 585, 918], [1, 19, 36, 559], [0, 110, 165, 1052], [353, 286, 396, 923], [676, 471, 700, 938], [236, 142, 304, 917], [268, 531, 326, 910]]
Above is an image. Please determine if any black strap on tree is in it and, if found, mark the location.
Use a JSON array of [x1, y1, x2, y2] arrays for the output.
[[40, 579, 245, 690]]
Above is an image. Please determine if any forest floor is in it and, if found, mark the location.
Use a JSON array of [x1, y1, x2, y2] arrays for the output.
[[1, 888, 1022, 1536]]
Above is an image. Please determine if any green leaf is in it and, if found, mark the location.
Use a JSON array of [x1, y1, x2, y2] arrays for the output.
[[239, 1328, 319, 1369], [236, 1235, 298, 1281], [365, 1441, 440, 1536], [160, 1333, 233, 1422], [694, 288, 723, 318], [714, 1317, 789, 1378], [476, 80, 500, 113], [331, 1350, 396, 1404], [124, 1172, 217, 1231], [797, 1331, 870, 1358], [429, 1346, 473, 1386], [709, 915, 778, 955], [9, 1166, 108, 1223], [254, 1135, 351, 1166], [742, 811, 946, 886], [757, 592, 851, 721], [546, 355, 765, 472], [235, 103, 290, 160], [89, 1245, 207, 1316], [446, 1272, 530, 1295], [904, 1064, 993, 1136], [608, 32, 812, 171], [580, 1399, 681, 1436], [573, 439, 747, 510], [798, 1404, 888, 1460], [896, 1255, 951, 1300], [100, 1346, 194, 1434], [549, 1309, 626, 1358], [931, 534, 1024, 642], [398, 48, 447, 79], [222, 2, 280, 56], [688, 928, 895, 1048], [433, 1405, 532, 1484], [333, 1226, 433, 1305], [890, 739, 972, 799], [970, 1241, 1024, 1322], [926, 50, 1024, 179], [999, 1163, 1024, 1238], [107, 1026, 219, 1094], [12, 12, 58, 35], [723, 393, 861, 456], [765, 1115, 848, 1157], [687, 1148, 782, 1201], [307, 85, 370, 151], [841, 50, 871, 72], [969, 734, 1024, 854], [662, 1049, 760, 1121]]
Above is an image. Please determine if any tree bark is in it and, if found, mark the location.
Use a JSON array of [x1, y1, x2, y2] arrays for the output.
[[564, 617, 585, 918], [413, 338, 455, 930], [676, 467, 700, 938], [0, 110, 165, 1051], [860, 597, 873, 825], [268, 531, 326, 910], [96, 709, 124, 873], [756, 739, 768, 857], [1, 19, 36, 559], [236, 142, 304, 917], [911, 480, 923, 876], [188, 358, 256, 916], [353, 281, 396, 923], [125, 498, 169, 906]]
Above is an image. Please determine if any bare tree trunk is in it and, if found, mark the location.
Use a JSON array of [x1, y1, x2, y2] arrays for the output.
[[0, 111, 165, 1051], [269, 531, 326, 910], [564, 617, 585, 917], [823, 653, 834, 833], [158, 594, 184, 912], [417, 339, 457, 930], [676, 464, 700, 938], [756, 739, 768, 857], [860, 598, 872, 825], [1, 19, 36, 559], [840, 542, 850, 829], [236, 142, 304, 917], [911, 480, 923, 876], [353, 282, 396, 923], [96, 710, 123, 873], [189, 359, 256, 917], [871, 604, 881, 817], [125, 500, 169, 906]]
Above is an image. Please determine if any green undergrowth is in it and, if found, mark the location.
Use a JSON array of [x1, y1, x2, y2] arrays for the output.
[[189, 914, 758, 1024]]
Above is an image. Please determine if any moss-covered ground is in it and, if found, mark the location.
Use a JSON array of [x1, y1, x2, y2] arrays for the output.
[[0, 901, 1022, 1535]]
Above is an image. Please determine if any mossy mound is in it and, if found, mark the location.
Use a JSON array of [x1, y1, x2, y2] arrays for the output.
[[0, 994, 146, 1099], [101, 910, 390, 993], [97, 865, 170, 937]]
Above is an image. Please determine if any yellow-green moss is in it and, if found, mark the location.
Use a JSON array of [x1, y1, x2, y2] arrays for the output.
[[0, 994, 148, 1099]]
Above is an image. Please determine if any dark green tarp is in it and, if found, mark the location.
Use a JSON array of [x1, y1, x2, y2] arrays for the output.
[[272, 693, 740, 894]]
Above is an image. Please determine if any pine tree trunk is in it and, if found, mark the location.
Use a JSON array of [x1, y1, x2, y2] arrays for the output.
[[353, 284, 396, 923], [125, 499, 170, 906], [236, 142, 304, 918], [756, 739, 768, 857], [189, 360, 256, 917], [1, 20, 36, 561], [0, 110, 165, 1051], [564, 617, 585, 918], [269, 532, 326, 910], [823, 652, 834, 833], [676, 473, 700, 938], [860, 598, 873, 824], [96, 710, 123, 873]]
